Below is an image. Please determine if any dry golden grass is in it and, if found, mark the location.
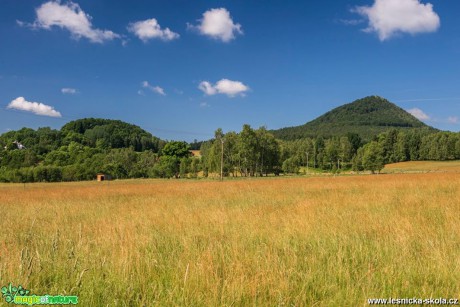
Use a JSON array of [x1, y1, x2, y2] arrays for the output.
[[384, 160, 460, 173], [1, 174, 459, 306]]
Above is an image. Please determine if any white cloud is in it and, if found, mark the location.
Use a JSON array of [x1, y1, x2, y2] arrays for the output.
[[61, 87, 77, 94], [128, 18, 179, 42], [142, 81, 166, 96], [188, 8, 242, 42], [7, 97, 62, 118], [198, 81, 217, 96], [354, 0, 440, 41], [27, 1, 119, 43], [198, 79, 249, 97], [448, 116, 459, 124], [200, 102, 210, 108], [215, 79, 249, 97], [152, 86, 165, 96], [407, 107, 430, 121]]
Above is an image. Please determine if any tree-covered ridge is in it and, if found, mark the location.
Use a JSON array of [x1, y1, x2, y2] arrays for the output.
[[272, 96, 436, 141], [61, 118, 163, 152]]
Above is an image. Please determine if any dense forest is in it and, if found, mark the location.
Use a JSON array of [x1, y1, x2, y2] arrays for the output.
[[1, 96, 459, 182]]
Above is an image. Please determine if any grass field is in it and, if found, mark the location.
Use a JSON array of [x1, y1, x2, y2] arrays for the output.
[[1, 169, 460, 305], [384, 160, 460, 173]]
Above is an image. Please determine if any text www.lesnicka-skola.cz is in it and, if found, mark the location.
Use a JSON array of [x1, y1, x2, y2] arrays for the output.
[[368, 298, 459, 305]]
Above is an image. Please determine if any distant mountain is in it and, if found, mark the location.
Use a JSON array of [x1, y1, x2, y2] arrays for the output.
[[271, 96, 436, 141]]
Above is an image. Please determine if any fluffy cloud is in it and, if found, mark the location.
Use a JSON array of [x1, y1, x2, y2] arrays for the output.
[[142, 81, 166, 96], [128, 18, 179, 42], [407, 107, 430, 121], [198, 81, 217, 96], [7, 97, 62, 118], [188, 8, 242, 42], [354, 0, 440, 41], [199, 79, 249, 97], [215, 79, 249, 97], [61, 88, 77, 94], [26, 1, 119, 43]]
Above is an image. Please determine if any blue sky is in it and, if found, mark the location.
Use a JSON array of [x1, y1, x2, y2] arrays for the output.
[[1, 0, 460, 141]]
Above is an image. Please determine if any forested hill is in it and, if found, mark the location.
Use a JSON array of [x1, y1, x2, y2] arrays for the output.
[[61, 118, 164, 151], [1, 118, 165, 153], [0, 118, 167, 181], [271, 96, 436, 141]]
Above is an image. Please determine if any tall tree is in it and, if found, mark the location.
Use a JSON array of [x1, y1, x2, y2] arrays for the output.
[[362, 141, 384, 174], [238, 124, 259, 176], [160, 141, 191, 178]]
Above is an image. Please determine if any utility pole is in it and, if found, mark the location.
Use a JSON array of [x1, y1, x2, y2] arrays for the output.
[[313, 146, 316, 169], [220, 137, 224, 181], [306, 151, 309, 174]]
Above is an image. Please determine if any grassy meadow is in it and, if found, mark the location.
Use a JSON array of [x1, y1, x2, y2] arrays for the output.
[[1, 170, 460, 306], [384, 160, 460, 173]]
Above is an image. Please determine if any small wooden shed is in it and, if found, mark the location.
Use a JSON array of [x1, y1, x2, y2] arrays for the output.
[[97, 173, 111, 181]]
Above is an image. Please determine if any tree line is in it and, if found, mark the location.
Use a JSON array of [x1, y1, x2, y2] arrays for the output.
[[1, 120, 460, 183], [199, 126, 460, 176]]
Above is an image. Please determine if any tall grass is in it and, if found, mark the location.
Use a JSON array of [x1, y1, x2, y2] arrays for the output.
[[384, 160, 460, 173], [1, 174, 459, 306]]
